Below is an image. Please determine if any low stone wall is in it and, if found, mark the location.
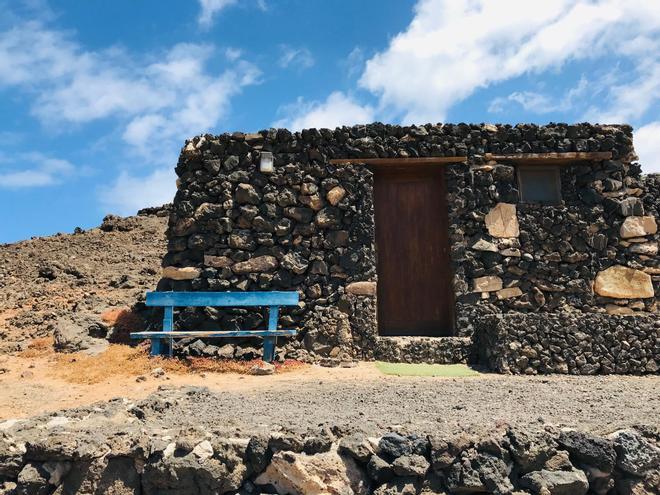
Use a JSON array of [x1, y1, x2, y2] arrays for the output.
[[2, 415, 658, 494], [476, 312, 659, 374], [373, 336, 474, 364]]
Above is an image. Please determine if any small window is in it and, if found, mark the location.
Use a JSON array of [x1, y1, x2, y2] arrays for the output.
[[517, 165, 562, 204]]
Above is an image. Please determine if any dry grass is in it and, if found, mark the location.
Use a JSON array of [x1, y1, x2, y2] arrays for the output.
[[48, 343, 307, 385], [18, 336, 55, 358]]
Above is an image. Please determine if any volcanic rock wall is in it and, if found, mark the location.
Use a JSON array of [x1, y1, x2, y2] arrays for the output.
[[2, 398, 659, 495], [160, 123, 658, 369], [477, 312, 659, 374]]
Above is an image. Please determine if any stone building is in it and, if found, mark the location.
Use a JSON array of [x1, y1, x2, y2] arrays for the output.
[[158, 123, 659, 374]]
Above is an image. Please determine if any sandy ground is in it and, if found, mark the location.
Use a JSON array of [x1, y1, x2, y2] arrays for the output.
[[1, 352, 658, 436], [0, 352, 363, 419]]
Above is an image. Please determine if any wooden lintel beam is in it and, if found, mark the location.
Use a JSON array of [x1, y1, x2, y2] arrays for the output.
[[328, 156, 467, 165], [329, 152, 612, 165], [485, 152, 612, 161]]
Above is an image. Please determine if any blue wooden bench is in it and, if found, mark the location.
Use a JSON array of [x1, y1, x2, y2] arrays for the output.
[[130, 291, 299, 362]]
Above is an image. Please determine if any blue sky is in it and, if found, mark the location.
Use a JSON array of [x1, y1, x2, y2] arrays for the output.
[[1, 0, 659, 243]]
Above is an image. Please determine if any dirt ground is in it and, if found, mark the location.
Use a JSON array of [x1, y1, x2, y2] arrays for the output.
[[0, 209, 658, 438], [1, 346, 658, 436], [0, 210, 168, 353]]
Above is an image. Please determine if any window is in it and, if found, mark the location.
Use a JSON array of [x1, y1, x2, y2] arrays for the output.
[[517, 165, 562, 204]]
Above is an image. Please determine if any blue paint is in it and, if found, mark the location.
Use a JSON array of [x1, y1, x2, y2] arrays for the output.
[[150, 337, 162, 356], [131, 330, 297, 338], [133, 291, 300, 362], [163, 306, 174, 357], [267, 306, 279, 330], [146, 291, 299, 307], [262, 305, 280, 362]]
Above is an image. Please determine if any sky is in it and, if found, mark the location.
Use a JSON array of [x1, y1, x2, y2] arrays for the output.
[[0, 0, 659, 243]]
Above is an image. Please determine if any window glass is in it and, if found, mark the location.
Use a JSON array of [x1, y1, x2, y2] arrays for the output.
[[518, 166, 561, 204]]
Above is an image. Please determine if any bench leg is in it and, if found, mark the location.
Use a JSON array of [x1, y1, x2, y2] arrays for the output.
[[263, 305, 279, 363], [150, 338, 163, 356], [263, 337, 276, 362], [162, 306, 174, 357]]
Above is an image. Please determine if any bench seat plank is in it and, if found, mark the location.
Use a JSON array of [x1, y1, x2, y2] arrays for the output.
[[131, 330, 297, 339], [146, 291, 299, 307]]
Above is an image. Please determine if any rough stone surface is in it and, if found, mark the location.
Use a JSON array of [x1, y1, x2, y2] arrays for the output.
[[473, 276, 503, 292], [373, 336, 473, 364], [160, 124, 659, 372], [52, 313, 110, 355], [620, 216, 657, 238], [302, 306, 354, 359], [250, 362, 275, 375], [203, 254, 233, 268], [327, 186, 347, 206], [372, 477, 419, 495], [496, 287, 523, 299], [520, 468, 589, 495], [1, 387, 659, 494], [231, 255, 278, 274], [338, 434, 374, 463], [391, 454, 429, 477], [485, 202, 520, 238], [255, 450, 369, 495], [346, 282, 377, 296], [162, 266, 201, 280], [594, 266, 654, 299], [558, 430, 617, 472], [611, 430, 660, 476], [476, 312, 659, 375], [0, 208, 168, 354]]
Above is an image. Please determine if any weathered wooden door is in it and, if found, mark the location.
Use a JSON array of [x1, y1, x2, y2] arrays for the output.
[[374, 165, 453, 336]]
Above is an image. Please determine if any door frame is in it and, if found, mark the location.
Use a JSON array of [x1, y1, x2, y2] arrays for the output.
[[368, 160, 457, 337]]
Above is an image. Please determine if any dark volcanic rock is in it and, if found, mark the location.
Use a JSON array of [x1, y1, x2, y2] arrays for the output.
[[161, 124, 657, 372], [558, 430, 617, 472], [611, 430, 660, 476]]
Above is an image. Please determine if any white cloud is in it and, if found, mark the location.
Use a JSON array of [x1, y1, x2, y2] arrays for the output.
[[635, 122, 660, 174], [359, 0, 660, 123], [0, 23, 260, 163], [342, 47, 365, 79], [197, 0, 237, 28], [98, 168, 177, 216], [0, 17, 259, 209], [121, 52, 260, 159], [278, 45, 315, 70], [256, 0, 268, 12], [0, 25, 260, 136], [273, 91, 375, 130], [0, 152, 75, 188], [225, 47, 242, 61], [583, 62, 660, 123], [489, 91, 557, 114], [489, 78, 591, 114]]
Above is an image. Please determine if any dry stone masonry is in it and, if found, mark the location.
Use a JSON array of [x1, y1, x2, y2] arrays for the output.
[[1, 389, 658, 494], [158, 123, 659, 373]]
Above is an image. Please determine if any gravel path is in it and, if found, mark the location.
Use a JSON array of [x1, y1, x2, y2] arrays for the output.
[[139, 368, 659, 437]]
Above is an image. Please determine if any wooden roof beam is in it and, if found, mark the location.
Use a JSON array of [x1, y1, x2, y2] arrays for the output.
[[328, 152, 612, 166], [485, 152, 612, 162], [328, 157, 467, 165]]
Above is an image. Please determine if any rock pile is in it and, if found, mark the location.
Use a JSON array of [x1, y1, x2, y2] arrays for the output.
[[1, 390, 658, 494], [0, 207, 169, 354]]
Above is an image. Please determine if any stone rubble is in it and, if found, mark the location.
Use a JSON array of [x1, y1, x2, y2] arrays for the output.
[[0, 394, 657, 495]]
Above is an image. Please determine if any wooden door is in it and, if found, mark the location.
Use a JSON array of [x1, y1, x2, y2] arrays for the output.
[[374, 165, 453, 336]]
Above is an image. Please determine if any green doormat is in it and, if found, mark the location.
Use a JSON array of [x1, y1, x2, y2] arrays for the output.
[[375, 362, 480, 377]]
